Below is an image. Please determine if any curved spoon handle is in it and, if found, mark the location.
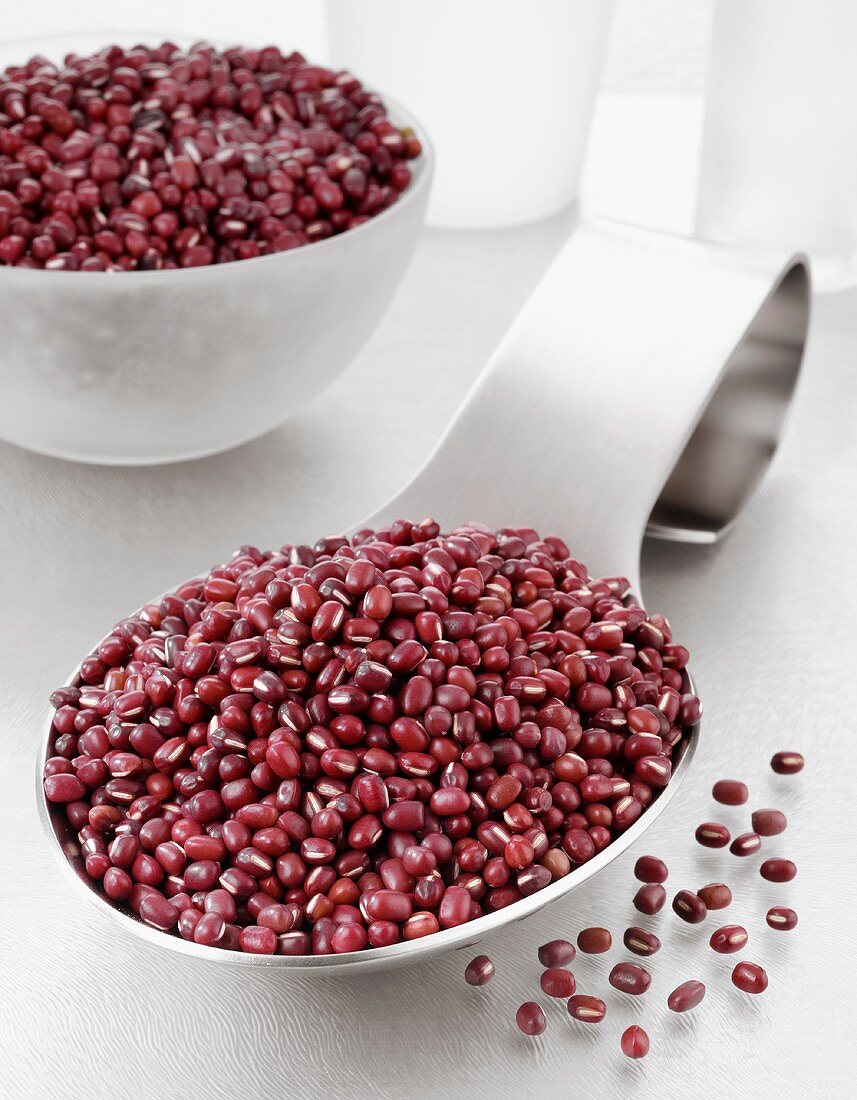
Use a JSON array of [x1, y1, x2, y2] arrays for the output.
[[362, 220, 810, 592]]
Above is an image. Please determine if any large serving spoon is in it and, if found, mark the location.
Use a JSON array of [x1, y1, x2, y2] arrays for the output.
[[38, 220, 810, 969]]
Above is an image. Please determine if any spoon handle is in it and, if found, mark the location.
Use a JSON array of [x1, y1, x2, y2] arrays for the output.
[[363, 220, 809, 592]]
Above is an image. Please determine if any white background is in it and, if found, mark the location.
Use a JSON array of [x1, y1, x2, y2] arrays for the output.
[[2, 3, 855, 1099]]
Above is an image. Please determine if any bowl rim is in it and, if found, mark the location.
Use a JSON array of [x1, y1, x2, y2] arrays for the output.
[[0, 31, 434, 284], [36, 628, 700, 971]]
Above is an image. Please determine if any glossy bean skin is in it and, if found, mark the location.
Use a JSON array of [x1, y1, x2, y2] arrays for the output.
[[668, 980, 706, 1012]]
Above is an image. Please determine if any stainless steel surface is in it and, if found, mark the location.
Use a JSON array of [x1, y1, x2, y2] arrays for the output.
[[35, 220, 809, 972]]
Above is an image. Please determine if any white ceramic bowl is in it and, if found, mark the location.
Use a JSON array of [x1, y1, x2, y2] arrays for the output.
[[0, 34, 433, 465]]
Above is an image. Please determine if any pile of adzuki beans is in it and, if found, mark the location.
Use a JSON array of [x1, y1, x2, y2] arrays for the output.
[[43, 519, 699, 956], [0, 41, 421, 270], [470, 751, 803, 1060]]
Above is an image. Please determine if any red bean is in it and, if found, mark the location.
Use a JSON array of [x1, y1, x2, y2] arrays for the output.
[[730, 832, 762, 857], [540, 967, 576, 998], [667, 979, 706, 1013], [633, 883, 666, 915], [623, 926, 660, 956], [751, 808, 787, 836], [515, 1002, 547, 1035], [771, 751, 804, 775], [621, 1025, 650, 1059], [710, 924, 748, 953], [634, 855, 668, 883], [760, 858, 796, 882], [766, 906, 798, 930], [567, 995, 607, 1023], [712, 779, 748, 805], [695, 822, 731, 848], [577, 927, 612, 954], [44, 773, 86, 802], [538, 939, 576, 967], [464, 955, 495, 986], [697, 882, 732, 910], [673, 890, 707, 923], [732, 961, 768, 994], [44, 518, 700, 955], [609, 962, 651, 995]]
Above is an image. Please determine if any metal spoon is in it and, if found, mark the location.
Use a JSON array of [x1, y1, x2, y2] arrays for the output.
[[37, 220, 810, 969]]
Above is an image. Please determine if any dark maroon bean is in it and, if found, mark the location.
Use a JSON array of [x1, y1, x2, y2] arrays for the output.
[[766, 906, 798, 930], [567, 995, 606, 1023], [577, 927, 612, 953], [673, 890, 707, 923], [732, 961, 768, 994], [538, 939, 576, 967], [695, 822, 730, 848], [139, 893, 178, 931], [760, 858, 796, 882], [634, 883, 666, 915], [515, 1001, 547, 1035], [730, 832, 762, 857], [623, 926, 660, 956], [771, 751, 804, 775], [634, 855, 668, 883], [697, 882, 732, 910], [751, 809, 787, 836], [710, 924, 748, 953], [609, 962, 651, 995], [464, 955, 495, 986], [44, 774, 86, 802], [621, 1025, 650, 1059], [540, 967, 576, 998], [712, 779, 748, 805], [667, 980, 706, 1013]]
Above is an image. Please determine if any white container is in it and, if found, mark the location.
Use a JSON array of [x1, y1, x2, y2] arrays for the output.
[[0, 32, 433, 466], [697, 0, 857, 287], [326, 0, 613, 228]]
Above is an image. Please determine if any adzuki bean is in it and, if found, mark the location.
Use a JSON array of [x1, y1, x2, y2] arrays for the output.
[[770, 752, 804, 775], [567, 995, 607, 1023], [751, 809, 787, 836], [623, 926, 660, 957], [759, 858, 796, 883], [633, 882, 666, 915], [577, 927, 613, 954], [538, 939, 575, 967], [731, 961, 768, 994], [464, 955, 494, 986], [709, 925, 748, 954], [766, 906, 798, 930], [621, 1025, 650, 1059], [697, 883, 732, 910], [730, 833, 762, 857], [634, 855, 668, 883], [667, 979, 706, 1012], [43, 519, 698, 956], [609, 961, 651, 995], [672, 890, 707, 924], [695, 822, 730, 848], [712, 780, 748, 805], [516, 1001, 547, 1035]]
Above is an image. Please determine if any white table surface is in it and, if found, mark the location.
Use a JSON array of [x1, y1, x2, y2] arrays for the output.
[[2, 17, 856, 1099]]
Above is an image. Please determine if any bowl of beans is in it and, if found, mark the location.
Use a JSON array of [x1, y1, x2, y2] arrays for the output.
[[38, 518, 701, 969], [0, 35, 431, 464]]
